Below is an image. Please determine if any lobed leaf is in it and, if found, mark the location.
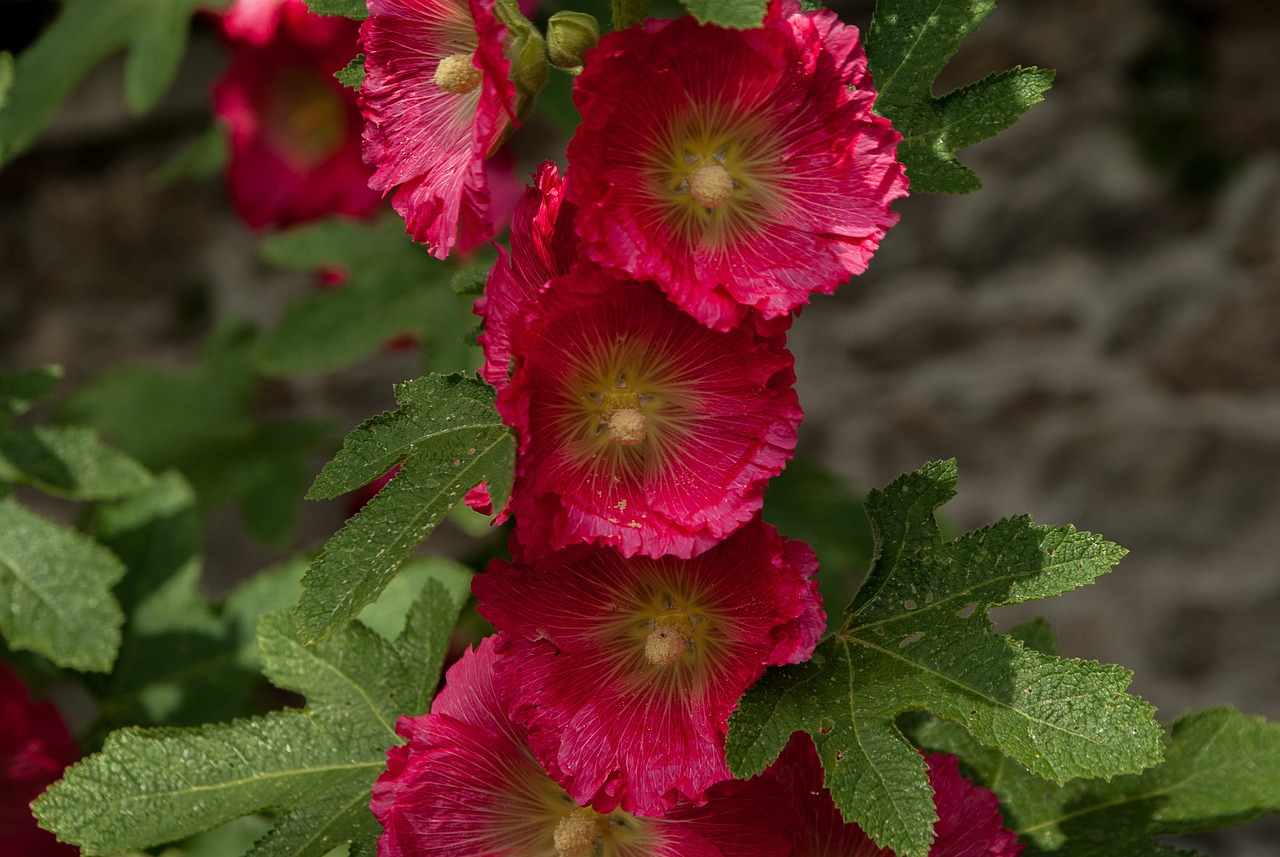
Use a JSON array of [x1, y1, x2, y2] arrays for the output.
[[0, 496, 126, 672], [258, 218, 476, 377], [297, 375, 512, 644], [34, 583, 463, 856], [866, 0, 1054, 193], [726, 460, 1162, 857]]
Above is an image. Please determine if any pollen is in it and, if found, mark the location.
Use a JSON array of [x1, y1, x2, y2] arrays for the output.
[[433, 53, 481, 94], [553, 809, 600, 857], [644, 618, 692, 666], [688, 162, 735, 209], [606, 407, 646, 445]]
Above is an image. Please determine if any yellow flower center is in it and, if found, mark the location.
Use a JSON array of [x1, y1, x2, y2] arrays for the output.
[[644, 616, 693, 666], [646, 106, 786, 251], [433, 52, 481, 94], [554, 809, 602, 857], [265, 70, 348, 167]]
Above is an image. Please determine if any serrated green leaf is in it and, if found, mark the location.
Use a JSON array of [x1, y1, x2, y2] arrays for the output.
[[449, 253, 494, 296], [0, 365, 61, 421], [866, 0, 1054, 193], [34, 583, 461, 856], [920, 706, 1280, 856], [355, 555, 472, 641], [83, 473, 271, 743], [297, 374, 511, 643], [0, 496, 125, 672], [61, 321, 330, 544], [258, 218, 476, 377], [335, 55, 365, 90], [0, 425, 152, 499], [725, 460, 1161, 857], [0, 0, 217, 165], [679, 0, 766, 27], [305, 0, 369, 19]]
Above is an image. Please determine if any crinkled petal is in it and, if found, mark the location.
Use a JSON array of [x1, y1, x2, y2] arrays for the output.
[[360, 0, 517, 257], [473, 519, 824, 815], [496, 268, 801, 559], [565, 0, 907, 330]]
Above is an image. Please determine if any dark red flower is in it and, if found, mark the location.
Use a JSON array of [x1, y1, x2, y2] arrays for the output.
[[473, 518, 823, 816], [0, 665, 78, 856], [212, 0, 380, 229], [565, 0, 907, 331], [371, 636, 793, 857]]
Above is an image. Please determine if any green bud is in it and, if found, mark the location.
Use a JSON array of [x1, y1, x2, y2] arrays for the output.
[[547, 12, 600, 74], [493, 0, 550, 122]]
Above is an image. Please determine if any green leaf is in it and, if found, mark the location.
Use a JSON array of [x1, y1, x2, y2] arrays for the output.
[[258, 218, 476, 377], [0, 426, 152, 499], [298, 374, 512, 644], [84, 473, 274, 742], [0, 0, 218, 165], [0, 496, 126, 672], [679, 0, 766, 28], [920, 707, 1280, 856], [335, 55, 365, 91], [866, 0, 1054, 193], [725, 460, 1162, 857], [60, 322, 330, 544], [34, 582, 462, 856], [0, 365, 61, 421], [304, 0, 369, 19]]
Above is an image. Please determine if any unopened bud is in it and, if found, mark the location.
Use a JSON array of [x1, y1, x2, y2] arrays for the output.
[[547, 12, 600, 73]]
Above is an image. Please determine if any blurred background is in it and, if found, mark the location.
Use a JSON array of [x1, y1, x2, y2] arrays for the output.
[[2, 0, 1279, 853]]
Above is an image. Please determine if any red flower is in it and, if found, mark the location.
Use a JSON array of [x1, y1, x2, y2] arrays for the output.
[[371, 636, 793, 857], [212, 0, 380, 229], [493, 266, 801, 559], [475, 162, 580, 391], [0, 665, 78, 856], [565, 0, 907, 331], [472, 518, 824, 816], [767, 733, 1024, 857], [360, 0, 517, 258]]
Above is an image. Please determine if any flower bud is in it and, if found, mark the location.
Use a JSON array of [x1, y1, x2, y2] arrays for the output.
[[547, 11, 600, 74], [492, 0, 550, 121]]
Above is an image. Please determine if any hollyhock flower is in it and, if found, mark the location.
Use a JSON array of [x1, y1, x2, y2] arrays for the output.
[[1, 665, 78, 856], [565, 0, 908, 331], [472, 518, 824, 816], [212, 0, 381, 229], [360, 0, 541, 258], [493, 266, 801, 559], [475, 161, 579, 390], [371, 636, 793, 857], [767, 732, 1024, 857]]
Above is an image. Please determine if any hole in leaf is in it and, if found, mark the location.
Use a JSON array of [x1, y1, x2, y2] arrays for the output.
[[904, 598, 917, 610], [900, 631, 924, 648], [955, 602, 977, 619], [818, 717, 835, 735]]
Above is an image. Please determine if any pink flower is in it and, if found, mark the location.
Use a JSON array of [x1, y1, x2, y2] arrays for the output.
[[472, 518, 824, 816], [212, 0, 381, 229], [565, 0, 908, 331], [767, 733, 1024, 857], [1, 665, 78, 856], [493, 266, 802, 559], [475, 161, 579, 390], [360, 0, 518, 258], [371, 636, 793, 857]]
